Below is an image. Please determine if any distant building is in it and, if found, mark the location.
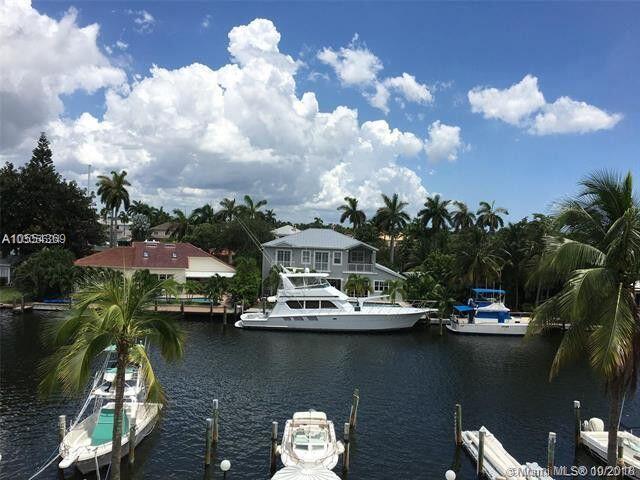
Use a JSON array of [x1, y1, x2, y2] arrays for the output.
[[271, 224, 301, 238], [99, 218, 132, 245], [261, 228, 403, 293], [0, 255, 20, 285], [75, 241, 235, 283], [149, 222, 179, 241]]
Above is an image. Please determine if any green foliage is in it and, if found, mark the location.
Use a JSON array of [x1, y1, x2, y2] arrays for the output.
[[228, 256, 261, 305], [96, 170, 131, 246], [14, 247, 75, 299], [182, 280, 204, 299], [337, 197, 367, 229], [344, 274, 371, 297], [130, 213, 151, 241], [0, 133, 104, 257], [203, 275, 228, 304], [263, 265, 281, 295]]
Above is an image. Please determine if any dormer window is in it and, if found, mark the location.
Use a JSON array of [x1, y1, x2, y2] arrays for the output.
[[143, 251, 149, 258], [171, 252, 177, 259]]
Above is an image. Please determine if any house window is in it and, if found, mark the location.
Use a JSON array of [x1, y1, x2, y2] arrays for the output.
[[314, 251, 329, 271], [301, 250, 311, 264], [276, 250, 292, 267], [143, 251, 149, 258], [333, 251, 342, 265], [171, 252, 177, 259], [156, 273, 173, 280], [374, 281, 389, 293], [349, 250, 366, 263]]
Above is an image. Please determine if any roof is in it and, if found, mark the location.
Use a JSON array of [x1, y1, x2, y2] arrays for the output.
[[376, 263, 405, 279], [472, 288, 506, 295], [150, 222, 177, 232], [263, 228, 376, 251], [271, 225, 300, 237], [75, 241, 234, 271]]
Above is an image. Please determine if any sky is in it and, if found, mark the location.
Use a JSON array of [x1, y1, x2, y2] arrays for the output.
[[1, 0, 638, 223]]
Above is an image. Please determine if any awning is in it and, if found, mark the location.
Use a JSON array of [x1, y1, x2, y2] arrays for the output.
[[472, 288, 506, 295], [271, 466, 340, 480], [454, 305, 475, 313], [185, 271, 235, 278]]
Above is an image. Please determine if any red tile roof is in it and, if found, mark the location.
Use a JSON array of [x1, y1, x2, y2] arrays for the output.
[[75, 242, 223, 269]]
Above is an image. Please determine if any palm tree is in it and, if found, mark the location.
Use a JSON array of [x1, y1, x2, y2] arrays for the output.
[[344, 274, 371, 297], [451, 201, 476, 231], [337, 197, 367, 229], [374, 193, 410, 264], [240, 195, 267, 219], [171, 209, 190, 241], [386, 279, 405, 303], [263, 209, 277, 224], [190, 204, 215, 224], [96, 170, 131, 246], [476, 201, 508, 233], [529, 171, 640, 473], [216, 198, 240, 222], [418, 195, 452, 233], [456, 229, 503, 286], [40, 270, 184, 480]]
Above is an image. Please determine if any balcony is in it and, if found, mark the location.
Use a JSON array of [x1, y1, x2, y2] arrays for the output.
[[346, 263, 374, 273]]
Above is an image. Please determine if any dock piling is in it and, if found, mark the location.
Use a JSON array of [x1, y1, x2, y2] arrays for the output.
[[129, 423, 137, 465], [617, 435, 624, 471], [212, 399, 219, 444], [223, 305, 228, 325], [269, 421, 278, 476], [573, 400, 581, 447], [547, 432, 556, 472], [58, 415, 66, 443], [154, 299, 158, 312], [455, 404, 462, 446], [349, 387, 360, 430], [477, 429, 485, 477], [205, 418, 213, 466], [262, 297, 266, 315], [210, 301, 213, 320], [343, 422, 351, 474], [439, 316, 444, 336]]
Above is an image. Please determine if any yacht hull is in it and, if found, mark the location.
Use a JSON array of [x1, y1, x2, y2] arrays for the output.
[[446, 320, 529, 336], [236, 311, 423, 332]]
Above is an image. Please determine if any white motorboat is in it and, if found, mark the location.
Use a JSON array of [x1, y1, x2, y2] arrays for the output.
[[235, 270, 428, 332], [447, 288, 530, 336], [58, 346, 162, 473], [279, 411, 344, 470], [581, 417, 640, 479]]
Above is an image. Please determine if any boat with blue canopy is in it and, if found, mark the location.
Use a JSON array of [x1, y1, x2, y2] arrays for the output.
[[447, 288, 530, 336]]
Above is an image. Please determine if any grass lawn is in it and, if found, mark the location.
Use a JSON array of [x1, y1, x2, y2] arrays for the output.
[[0, 287, 23, 303]]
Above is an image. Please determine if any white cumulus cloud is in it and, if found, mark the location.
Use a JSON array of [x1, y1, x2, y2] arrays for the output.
[[424, 121, 466, 163], [468, 74, 622, 135], [127, 9, 155, 33]]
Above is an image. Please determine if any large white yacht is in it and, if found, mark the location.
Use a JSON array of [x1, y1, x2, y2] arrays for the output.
[[235, 270, 428, 332]]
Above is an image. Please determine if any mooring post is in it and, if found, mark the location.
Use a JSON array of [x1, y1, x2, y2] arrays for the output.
[[154, 299, 158, 312], [233, 303, 238, 320], [262, 297, 266, 315], [210, 300, 213, 320], [547, 432, 556, 472], [617, 434, 625, 476], [343, 422, 351, 474], [223, 305, 228, 325], [455, 404, 462, 446], [270, 421, 278, 476], [205, 418, 213, 466], [349, 387, 360, 430], [180, 300, 184, 313], [439, 316, 444, 336], [573, 400, 581, 447], [20, 295, 25, 312], [58, 415, 66, 443], [477, 429, 486, 477], [212, 399, 219, 444], [129, 422, 137, 465]]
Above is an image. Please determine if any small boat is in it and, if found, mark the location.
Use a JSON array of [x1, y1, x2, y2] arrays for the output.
[[58, 345, 162, 473], [447, 288, 530, 336], [279, 411, 344, 470], [581, 417, 640, 479], [235, 270, 428, 332]]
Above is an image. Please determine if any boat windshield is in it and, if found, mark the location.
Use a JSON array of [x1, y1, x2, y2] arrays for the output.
[[288, 276, 330, 289]]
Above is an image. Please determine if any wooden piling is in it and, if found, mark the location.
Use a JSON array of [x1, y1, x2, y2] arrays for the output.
[[262, 297, 266, 315], [233, 303, 237, 319], [210, 301, 213, 320], [212, 399, 219, 444], [58, 415, 66, 443], [154, 299, 158, 312], [129, 423, 137, 465], [455, 404, 462, 446], [205, 418, 213, 466], [477, 429, 485, 477], [349, 387, 360, 430], [269, 421, 278, 476], [180, 301, 184, 314], [547, 432, 556, 472], [439, 316, 444, 336], [20, 295, 25, 312], [223, 305, 228, 325], [573, 400, 581, 447], [342, 422, 350, 474]]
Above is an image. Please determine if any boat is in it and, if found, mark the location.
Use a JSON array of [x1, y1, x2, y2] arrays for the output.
[[446, 288, 530, 336], [235, 270, 429, 332], [581, 417, 640, 479], [279, 411, 344, 470], [272, 465, 341, 480], [462, 427, 553, 480], [58, 345, 162, 473]]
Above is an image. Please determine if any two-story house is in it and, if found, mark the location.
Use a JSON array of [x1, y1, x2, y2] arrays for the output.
[[261, 228, 404, 294]]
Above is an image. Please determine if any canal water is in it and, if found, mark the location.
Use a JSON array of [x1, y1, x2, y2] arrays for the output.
[[1, 310, 635, 479]]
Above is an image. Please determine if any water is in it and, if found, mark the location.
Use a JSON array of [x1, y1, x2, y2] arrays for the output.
[[1, 310, 634, 480]]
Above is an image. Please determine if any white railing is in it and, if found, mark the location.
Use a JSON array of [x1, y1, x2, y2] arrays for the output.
[[346, 263, 374, 273]]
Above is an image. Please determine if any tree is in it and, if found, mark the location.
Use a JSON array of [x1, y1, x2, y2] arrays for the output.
[[418, 195, 452, 233], [96, 170, 131, 246], [170, 209, 191, 241], [182, 279, 203, 300], [529, 170, 640, 473], [14, 247, 75, 299], [203, 275, 228, 304], [263, 265, 282, 296], [228, 257, 261, 305], [240, 195, 268, 219], [374, 193, 410, 264], [337, 197, 366, 229], [190, 204, 216, 225], [130, 213, 151, 241], [344, 274, 371, 297], [477, 201, 508, 233], [451, 201, 476, 231], [41, 270, 184, 480], [454, 228, 503, 286], [216, 198, 241, 222], [386, 279, 405, 303]]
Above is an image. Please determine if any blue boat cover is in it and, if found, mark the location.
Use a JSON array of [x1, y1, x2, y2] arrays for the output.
[[454, 305, 475, 312], [472, 288, 506, 295]]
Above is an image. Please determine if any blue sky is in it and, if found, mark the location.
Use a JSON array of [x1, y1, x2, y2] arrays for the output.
[[4, 1, 639, 222]]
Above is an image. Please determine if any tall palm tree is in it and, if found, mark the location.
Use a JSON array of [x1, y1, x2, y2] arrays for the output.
[[263, 209, 277, 224], [344, 274, 372, 297], [476, 201, 508, 233], [96, 170, 131, 246], [190, 204, 215, 224], [456, 228, 503, 286], [386, 279, 405, 303], [240, 195, 267, 219], [374, 193, 410, 264], [216, 198, 240, 222], [40, 271, 184, 480], [418, 195, 452, 232], [451, 201, 476, 231], [337, 197, 367, 229], [529, 171, 640, 473], [171, 209, 190, 241]]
